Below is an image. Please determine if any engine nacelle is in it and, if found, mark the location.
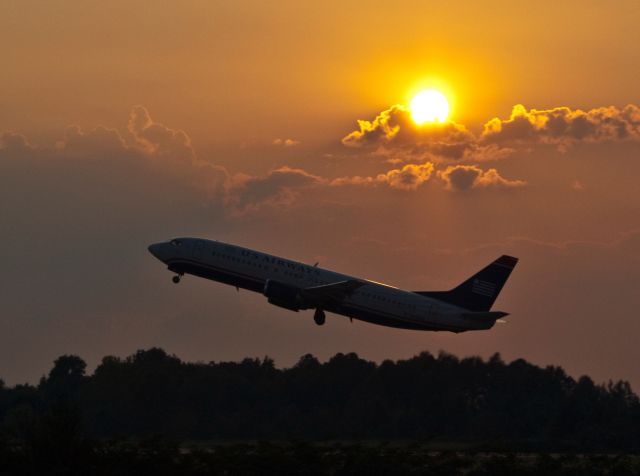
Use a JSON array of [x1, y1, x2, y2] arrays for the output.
[[263, 279, 303, 311]]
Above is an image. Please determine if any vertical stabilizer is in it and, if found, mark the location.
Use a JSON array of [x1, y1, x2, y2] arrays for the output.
[[414, 255, 518, 312]]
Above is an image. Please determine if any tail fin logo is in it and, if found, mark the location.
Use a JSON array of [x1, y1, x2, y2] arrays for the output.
[[472, 279, 496, 297]]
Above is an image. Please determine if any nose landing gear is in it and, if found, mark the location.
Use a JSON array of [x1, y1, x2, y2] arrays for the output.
[[313, 308, 326, 326], [172, 274, 182, 284]]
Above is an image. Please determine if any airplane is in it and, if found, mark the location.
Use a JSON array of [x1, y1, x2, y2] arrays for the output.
[[148, 238, 518, 332]]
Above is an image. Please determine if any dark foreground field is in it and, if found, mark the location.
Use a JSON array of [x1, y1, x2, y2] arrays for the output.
[[2, 439, 640, 475], [3, 348, 640, 473]]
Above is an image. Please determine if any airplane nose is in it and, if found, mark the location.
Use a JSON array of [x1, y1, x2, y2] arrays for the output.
[[148, 243, 163, 260]]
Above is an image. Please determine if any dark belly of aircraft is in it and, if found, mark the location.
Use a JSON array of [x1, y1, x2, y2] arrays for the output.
[[168, 259, 265, 293], [166, 259, 464, 332]]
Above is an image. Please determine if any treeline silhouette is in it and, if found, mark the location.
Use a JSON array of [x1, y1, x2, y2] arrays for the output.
[[1, 348, 640, 452]]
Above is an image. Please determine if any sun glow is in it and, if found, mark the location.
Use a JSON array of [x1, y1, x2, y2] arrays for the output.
[[410, 89, 450, 124]]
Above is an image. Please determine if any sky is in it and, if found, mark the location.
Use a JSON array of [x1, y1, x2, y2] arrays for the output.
[[2, 0, 640, 387]]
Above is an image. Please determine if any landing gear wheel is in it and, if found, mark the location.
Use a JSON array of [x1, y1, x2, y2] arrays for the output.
[[172, 275, 181, 284], [313, 308, 326, 326]]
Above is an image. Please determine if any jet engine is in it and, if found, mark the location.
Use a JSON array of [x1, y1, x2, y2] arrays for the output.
[[263, 279, 304, 311]]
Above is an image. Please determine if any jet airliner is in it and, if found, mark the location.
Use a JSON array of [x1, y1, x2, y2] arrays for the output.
[[148, 238, 518, 332]]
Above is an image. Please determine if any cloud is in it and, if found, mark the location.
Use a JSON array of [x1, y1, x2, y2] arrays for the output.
[[127, 105, 196, 161], [1, 107, 229, 211], [58, 125, 130, 159], [331, 161, 435, 191], [4, 107, 442, 220], [375, 161, 436, 190], [272, 138, 300, 147], [342, 103, 640, 162], [481, 104, 640, 149], [124, 107, 227, 195], [225, 166, 326, 213], [332, 160, 522, 193], [341, 105, 483, 161], [1, 131, 33, 153], [571, 180, 585, 191], [227, 160, 516, 207], [438, 164, 526, 191], [226, 157, 519, 210], [225, 160, 439, 213], [0, 106, 527, 224]]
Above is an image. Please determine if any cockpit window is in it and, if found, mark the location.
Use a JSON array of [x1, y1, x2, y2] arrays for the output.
[[170, 239, 182, 246]]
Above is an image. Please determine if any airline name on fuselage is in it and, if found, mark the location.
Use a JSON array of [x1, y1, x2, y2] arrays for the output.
[[235, 247, 322, 277]]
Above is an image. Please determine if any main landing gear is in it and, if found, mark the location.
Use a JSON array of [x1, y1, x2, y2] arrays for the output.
[[313, 308, 326, 326], [172, 274, 182, 284]]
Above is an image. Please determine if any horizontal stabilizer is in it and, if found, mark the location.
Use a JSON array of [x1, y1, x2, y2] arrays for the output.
[[461, 311, 509, 322]]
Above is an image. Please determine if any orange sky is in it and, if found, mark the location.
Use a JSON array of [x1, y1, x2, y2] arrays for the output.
[[2, 1, 639, 146], [2, 1, 640, 387]]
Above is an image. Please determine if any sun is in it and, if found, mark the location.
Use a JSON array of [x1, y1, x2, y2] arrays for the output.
[[410, 89, 450, 124]]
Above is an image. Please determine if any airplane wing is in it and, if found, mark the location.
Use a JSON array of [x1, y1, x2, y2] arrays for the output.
[[302, 280, 367, 304]]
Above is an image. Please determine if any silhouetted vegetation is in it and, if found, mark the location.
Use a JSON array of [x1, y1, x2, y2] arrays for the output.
[[2, 349, 640, 473]]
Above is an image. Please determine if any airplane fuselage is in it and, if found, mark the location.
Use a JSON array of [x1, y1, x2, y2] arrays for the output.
[[148, 238, 513, 332]]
